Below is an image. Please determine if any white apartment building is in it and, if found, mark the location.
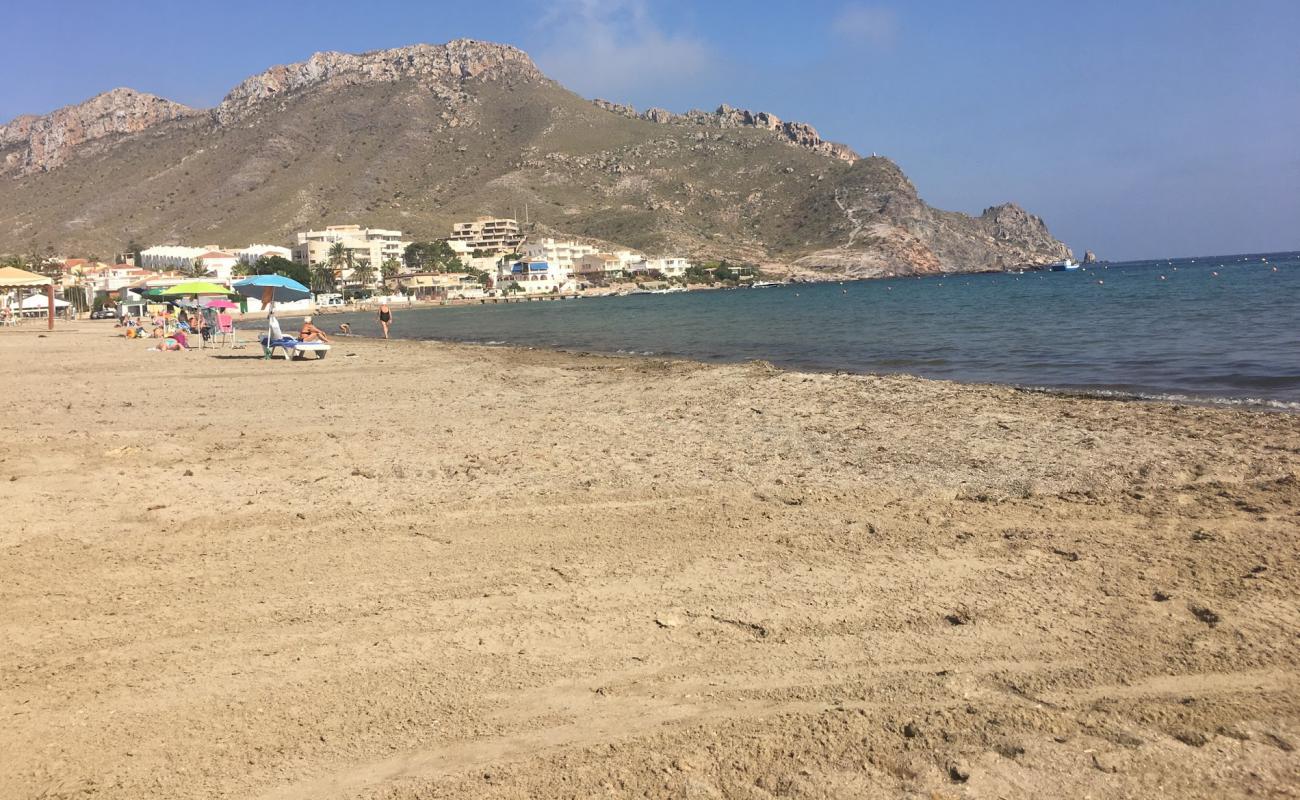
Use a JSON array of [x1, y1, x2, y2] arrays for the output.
[[496, 260, 575, 295], [521, 238, 601, 276], [236, 244, 293, 265], [628, 256, 691, 278], [139, 245, 216, 271], [291, 226, 409, 278], [575, 253, 628, 279], [445, 240, 507, 272], [448, 217, 523, 253], [81, 263, 150, 294], [194, 250, 240, 281]]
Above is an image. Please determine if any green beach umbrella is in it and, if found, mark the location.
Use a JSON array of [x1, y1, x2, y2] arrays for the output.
[[160, 281, 236, 297]]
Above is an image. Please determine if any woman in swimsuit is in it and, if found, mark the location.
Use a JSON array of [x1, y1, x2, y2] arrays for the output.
[[298, 316, 331, 343], [378, 304, 392, 339]]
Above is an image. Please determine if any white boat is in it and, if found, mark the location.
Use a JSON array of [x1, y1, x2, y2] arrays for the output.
[[1047, 259, 1081, 271], [750, 280, 783, 288]]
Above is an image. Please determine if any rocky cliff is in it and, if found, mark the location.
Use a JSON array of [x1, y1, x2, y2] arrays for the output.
[[594, 99, 859, 163], [0, 40, 1070, 276], [0, 88, 197, 177], [791, 158, 1071, 278], [214, 39, 548, 124]]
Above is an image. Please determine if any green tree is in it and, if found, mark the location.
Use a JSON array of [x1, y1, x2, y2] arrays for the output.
[[350, 261, 376, 290], [310, 262, 336, 293], [184, 258, 210, 278], [381, 257, 402, 288], [714, 262, 736, 282], [254, 255, 312, 287], [404, 240, 464, 272], [327, 242, 347, 281], [123, 240, 144, 267], [685, 264, 714, 284]]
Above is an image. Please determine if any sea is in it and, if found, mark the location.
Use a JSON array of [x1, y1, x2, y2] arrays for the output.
[[329, 252, 1300, 410]]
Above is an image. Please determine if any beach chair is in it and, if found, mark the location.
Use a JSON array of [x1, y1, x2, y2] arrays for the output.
[[203, 308, 230, 347], [260, 316, 330, 361]]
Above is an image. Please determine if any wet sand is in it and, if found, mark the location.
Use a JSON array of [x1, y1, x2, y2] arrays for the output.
[[2, 324, 1298, 799]]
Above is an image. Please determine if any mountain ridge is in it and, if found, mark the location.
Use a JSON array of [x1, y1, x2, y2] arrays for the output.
[[0, 39, 1071, 276]]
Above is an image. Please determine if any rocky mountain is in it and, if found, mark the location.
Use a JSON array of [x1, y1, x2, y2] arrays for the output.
[[0, 39, 1070, 276], [1, 88, 197, 177]]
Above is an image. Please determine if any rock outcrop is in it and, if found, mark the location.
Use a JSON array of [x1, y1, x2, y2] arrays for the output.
[[215, 39, 547, 124], [0, 88, 196, 176], [793, 157, 1071, 277], [594, 99, 859, 162]]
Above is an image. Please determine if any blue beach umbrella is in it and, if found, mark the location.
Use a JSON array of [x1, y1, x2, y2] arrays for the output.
[[232, 274, 311, 305], [232, 274, 312, 346]]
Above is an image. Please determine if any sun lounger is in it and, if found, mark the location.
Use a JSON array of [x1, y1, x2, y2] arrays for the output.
[[261, 316, 330, 360]]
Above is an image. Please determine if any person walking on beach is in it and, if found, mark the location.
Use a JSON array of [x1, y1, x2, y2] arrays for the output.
[[378, 303, 392, 339]]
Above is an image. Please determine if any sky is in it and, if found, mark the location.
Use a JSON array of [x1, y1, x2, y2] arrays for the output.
[[2, 0, 1297, 260]]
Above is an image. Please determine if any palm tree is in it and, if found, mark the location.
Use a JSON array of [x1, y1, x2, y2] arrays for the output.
[[327, 242, 347, 283], [351, 261, 376, 291], [380, 258, 401, 289], [310, 262, 336, 293]]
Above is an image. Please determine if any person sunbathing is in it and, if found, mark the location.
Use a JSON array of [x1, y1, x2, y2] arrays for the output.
[[152, 329, 189, 351], [298, 316, 331, 343]]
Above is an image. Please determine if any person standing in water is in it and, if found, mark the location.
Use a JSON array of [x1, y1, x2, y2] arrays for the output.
[[378, 303, 392, 339]]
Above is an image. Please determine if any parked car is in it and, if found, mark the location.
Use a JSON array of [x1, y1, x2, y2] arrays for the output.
[[90, 308, 117, 320]]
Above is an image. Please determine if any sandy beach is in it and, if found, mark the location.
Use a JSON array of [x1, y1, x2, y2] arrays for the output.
[[2, 323, 1297, 799]]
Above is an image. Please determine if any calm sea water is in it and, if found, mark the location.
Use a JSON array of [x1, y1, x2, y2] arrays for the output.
[[330, 252, 1300, 409]]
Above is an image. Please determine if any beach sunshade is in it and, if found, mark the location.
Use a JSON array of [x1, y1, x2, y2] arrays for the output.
[[232, 274, 310, 304], [203, 298, 239, 309], [0, 266, 52, 287], [18, 294, 70, 309], [160, 281, 236, 297]]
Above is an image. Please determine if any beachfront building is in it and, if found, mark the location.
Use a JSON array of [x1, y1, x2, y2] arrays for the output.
[[398, 272, 486, 301], [628, 256, 691, 278], [139, 245, 213, 271], [236, 244, 292, 265], [520, 238, 599, 276], [194, 250, 240, 281], [496, 260, 574, 295], [575, 252, 629, 280], [81, 263, 150, 294], [444, 240, 506, 272], [291, 226, 409, 278], [448, 217, 523, 254]]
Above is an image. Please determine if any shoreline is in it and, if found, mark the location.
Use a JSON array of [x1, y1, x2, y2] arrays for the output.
[[3, 327, 1298, 799], [13, 317, 1300, 412]]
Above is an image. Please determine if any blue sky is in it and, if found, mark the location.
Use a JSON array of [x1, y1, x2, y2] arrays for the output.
[[3, 0, 1297, 260]]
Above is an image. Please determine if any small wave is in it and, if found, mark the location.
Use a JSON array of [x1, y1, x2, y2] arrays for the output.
[[1017, 385, 1300, 412]]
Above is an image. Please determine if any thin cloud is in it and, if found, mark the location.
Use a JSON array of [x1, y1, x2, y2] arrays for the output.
[[531, 0, 719, 101], [832, 4, 899, 49]]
